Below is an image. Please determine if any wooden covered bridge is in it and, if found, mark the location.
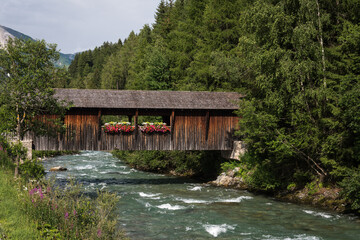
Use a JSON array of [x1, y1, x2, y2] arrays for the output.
[[31, 89, 241, 151]]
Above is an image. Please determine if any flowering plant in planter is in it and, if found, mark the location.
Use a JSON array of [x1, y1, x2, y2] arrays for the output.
[[103, 122, 135, 134], [140, 122, 171, 134]]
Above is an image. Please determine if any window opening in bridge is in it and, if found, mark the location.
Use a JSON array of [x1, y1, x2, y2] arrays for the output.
[[138, 116, 167, 125], [101, 115, 128, 124]]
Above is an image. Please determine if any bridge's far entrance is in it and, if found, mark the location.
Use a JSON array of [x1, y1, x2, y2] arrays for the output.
[[29, 89, 242, 151]]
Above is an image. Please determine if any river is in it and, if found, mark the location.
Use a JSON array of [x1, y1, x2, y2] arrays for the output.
[[41, 151, 360, 240]]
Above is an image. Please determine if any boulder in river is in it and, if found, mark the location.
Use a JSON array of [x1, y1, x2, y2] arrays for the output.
[[50, 166, 67, 171], [210, 167, 248, 189]]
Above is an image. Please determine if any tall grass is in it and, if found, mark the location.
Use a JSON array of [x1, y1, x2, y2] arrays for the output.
[[22, 178, 126, 239], [0, 170, 40, 239]]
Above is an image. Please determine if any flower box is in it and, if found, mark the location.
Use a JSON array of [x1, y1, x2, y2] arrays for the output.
[[103, 122, 135, 134], [140, 122, 171, 134]]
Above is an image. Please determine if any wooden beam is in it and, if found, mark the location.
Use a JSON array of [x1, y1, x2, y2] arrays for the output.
[[97, 109, 102, 141], [170, 109, 175, 141], [135, 109, 139, 144], [205, 110, 210, 141]]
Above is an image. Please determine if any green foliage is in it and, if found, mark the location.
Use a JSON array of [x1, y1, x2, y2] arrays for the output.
[[0, 150, 14, 170], [0, 38, 67, 140], [19, 160, 45, 181], [233, 0, 360, 195], [38, 224, 62, 239], [220, 160, 242, 173], [339, 169, 360, 213], [32, 150, 80, 160], [0, 138, 14, 170], [113, 150, 225, 180], [287, 183, 297, 191]]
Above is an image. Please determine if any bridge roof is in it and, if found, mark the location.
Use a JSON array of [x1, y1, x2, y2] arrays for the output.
[[54, 88, 241, 110]]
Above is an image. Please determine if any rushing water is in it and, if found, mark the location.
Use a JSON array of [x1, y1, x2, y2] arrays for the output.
[[42, 151, 360, 240]]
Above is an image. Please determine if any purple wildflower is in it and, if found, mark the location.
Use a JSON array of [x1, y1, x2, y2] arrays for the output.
[[97, 229, 102, 238], [39, 188, 44, 200], [65, 212, 69, 220], [73, 209, 77, 215]]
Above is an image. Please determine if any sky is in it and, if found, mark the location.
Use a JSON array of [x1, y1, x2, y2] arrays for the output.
[[0, 0, 161, 53]]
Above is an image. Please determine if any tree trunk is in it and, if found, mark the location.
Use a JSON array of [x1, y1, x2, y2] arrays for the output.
[[15, 110, 21, 178], [315, 0, 327, 88]]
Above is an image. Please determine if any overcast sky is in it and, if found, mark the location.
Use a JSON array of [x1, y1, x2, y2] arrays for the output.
[[0, 0, 161, 53]]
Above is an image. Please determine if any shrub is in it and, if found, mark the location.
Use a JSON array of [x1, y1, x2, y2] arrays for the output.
[[19, 160, 45, 180], [112, 150, 225, 180], [32, 150, 80, 159], [339, 168, 360, 213], [0, 150, 14, 170]]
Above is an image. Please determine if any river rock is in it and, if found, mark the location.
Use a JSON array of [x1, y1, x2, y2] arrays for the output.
[[50, 166, 67, 171], [210, 168, 248, 189]]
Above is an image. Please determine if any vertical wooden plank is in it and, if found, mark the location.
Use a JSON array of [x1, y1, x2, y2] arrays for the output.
[[205, 110, 210, 142], [170, 110, 175, 142], [134, 109, 138, 148]]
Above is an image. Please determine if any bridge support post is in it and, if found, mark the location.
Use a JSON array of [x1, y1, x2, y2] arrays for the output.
[[134, 109, 139, 145], [170, 110, 175, 141], [205, 110, 210, 141], [221, 141, 246, 160]]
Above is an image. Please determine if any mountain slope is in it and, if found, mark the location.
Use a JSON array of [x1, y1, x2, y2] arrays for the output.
[[0, 25, 74, 67]]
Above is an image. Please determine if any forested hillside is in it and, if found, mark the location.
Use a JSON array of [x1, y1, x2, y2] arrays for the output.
[[67, 0, 360, 212]]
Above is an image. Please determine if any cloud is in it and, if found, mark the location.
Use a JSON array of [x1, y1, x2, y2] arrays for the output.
[[0, 0, 160, 53]]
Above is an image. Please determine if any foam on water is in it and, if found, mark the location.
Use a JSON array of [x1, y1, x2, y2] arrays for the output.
[[303, 210, 332, 219], [81, 151, 100, 157], [138, 192, 161, 199], [262, 234, 321, 240], [157, 204, 186, 210], [188, 186, 202, 191], [217, 196, 253, 203], [75, 165, 94, 170], [203, 224, 235, 237], [177, 198, 211, 204], [139, 192, 161, 198]]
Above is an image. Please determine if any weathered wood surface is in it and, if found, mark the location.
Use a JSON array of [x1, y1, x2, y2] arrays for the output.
[[29, 110, 238, 151]]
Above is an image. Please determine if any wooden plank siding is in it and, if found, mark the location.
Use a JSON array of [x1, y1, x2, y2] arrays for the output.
[[31, 109, 239, 151]]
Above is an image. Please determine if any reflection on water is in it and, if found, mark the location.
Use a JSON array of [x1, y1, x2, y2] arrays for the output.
[[42, 151, 360, 240]]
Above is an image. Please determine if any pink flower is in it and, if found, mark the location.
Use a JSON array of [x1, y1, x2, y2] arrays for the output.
[[65, 212, 69, 220], [97, 229, 102, 238]]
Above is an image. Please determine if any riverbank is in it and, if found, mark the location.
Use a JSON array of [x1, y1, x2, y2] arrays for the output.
[[111, 150, 226, 181], [33, 150, 80, 160], [112, 150, 356, 216], [210, 167, 351, 214]]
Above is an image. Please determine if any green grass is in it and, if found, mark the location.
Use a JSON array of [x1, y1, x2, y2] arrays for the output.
[[0, 170, 40, 239]]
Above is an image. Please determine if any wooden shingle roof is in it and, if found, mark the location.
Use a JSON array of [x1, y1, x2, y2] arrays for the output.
[[54, 88, 241, 110]]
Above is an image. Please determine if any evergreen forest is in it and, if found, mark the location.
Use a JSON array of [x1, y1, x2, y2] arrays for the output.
[[59, 0, 360, 212]]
